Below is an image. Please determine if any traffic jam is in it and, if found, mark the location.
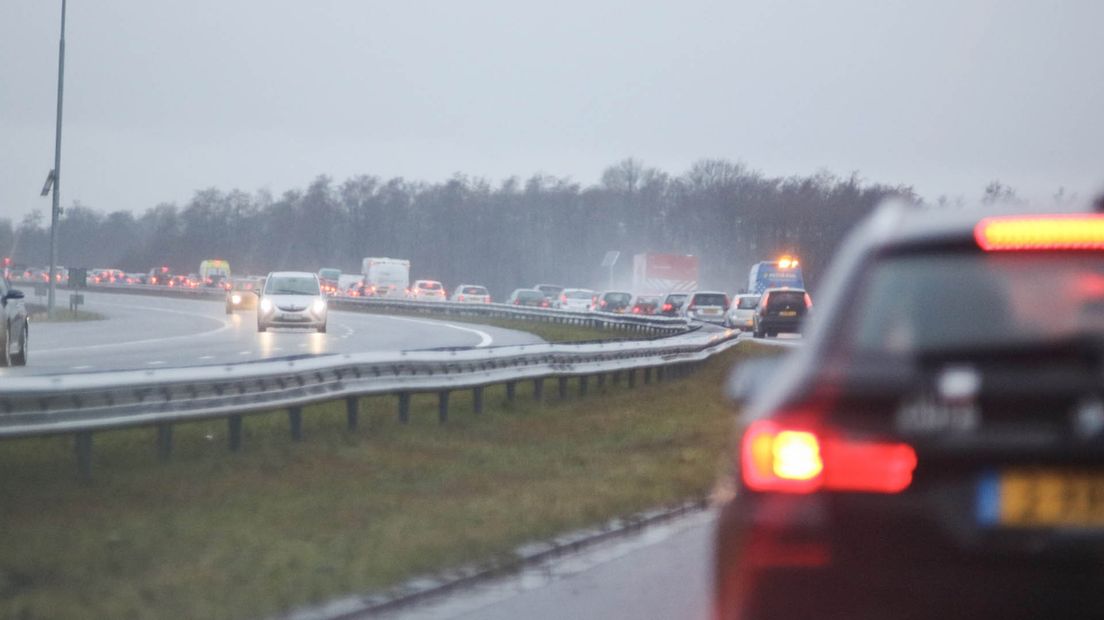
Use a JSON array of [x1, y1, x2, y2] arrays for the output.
[[5, 253, 813, 335]]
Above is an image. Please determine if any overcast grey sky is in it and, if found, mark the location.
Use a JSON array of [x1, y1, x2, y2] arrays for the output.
[[3, 0, 1102, 220]]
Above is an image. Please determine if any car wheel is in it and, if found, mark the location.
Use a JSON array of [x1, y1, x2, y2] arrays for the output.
[[11, 322, 27, 367], [0, 325, 11, 367], [257, 321, 267, 333], [317, 322, 327, 334], [225, 303, 233, 315]]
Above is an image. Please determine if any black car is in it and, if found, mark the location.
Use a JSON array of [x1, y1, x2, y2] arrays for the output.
[[659, 292, 689, 316], [507, 288, 550, 307], [0, 278, 28, 366], [752, 287, 810, 338], [715, 202, 1104, 619]]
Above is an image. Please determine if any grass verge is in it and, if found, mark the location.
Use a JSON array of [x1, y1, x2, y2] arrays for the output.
[[0, 342, 779, 620], [27, 308, 106, 322], [347, 307, 628, 343]]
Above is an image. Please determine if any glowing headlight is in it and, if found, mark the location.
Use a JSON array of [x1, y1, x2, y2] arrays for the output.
[[231, 294, 242, 304], [312, 299, 326, 313], [260, 298, 273, 313]]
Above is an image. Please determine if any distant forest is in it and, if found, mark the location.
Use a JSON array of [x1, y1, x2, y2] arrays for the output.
[[1, 159, 922, 296]]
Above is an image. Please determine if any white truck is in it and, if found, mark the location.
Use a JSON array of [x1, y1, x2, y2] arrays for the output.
[[361, 257, 410, 298]]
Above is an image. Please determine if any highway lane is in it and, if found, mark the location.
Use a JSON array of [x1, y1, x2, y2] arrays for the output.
[[382, 509, 716, 620], [3, 292, 544, 376]]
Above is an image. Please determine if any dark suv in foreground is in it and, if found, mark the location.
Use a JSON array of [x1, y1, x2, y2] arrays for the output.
[[715, 201, 1104, 619]]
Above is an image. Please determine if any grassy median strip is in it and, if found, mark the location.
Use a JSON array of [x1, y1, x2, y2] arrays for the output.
[[0, 342, 778, 620], [345, 306, 625, 343]]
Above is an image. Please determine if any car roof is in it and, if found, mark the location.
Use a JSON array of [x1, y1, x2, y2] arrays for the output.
[[763, 287, 806, 294], [267, 271, 317, 278], [691, 290, 728, 296]]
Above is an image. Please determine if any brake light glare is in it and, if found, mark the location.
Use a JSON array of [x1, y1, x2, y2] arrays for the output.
[[975, 214, 1104, 251], [742, 420, 917, 494]]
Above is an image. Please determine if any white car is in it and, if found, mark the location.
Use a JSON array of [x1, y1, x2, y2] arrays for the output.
[[682, 291, 730, 324], [558, 288, 596, 311], [257, 271, 328, 333], [409, 280, 447, 301], [723, 294, 760, 330], [451, 284, 491, 303]]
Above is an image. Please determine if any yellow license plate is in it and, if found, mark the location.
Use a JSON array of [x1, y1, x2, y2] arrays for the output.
[[978, 469, 1104, 527], [779, 310, 797, 317]]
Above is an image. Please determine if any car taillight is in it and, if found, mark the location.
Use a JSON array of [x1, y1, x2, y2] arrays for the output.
[[661, 303, 672, 312], [975, 214, 1104, 251], [759, 296, 769, 312], [560, 294, 567, 304], [804, 293, 813, 308], [632, 306, 641, 314], [600, 300, 607, 307], [514, 299, 520, 305], [741, 419, 916, 494], [458, 295, 465, 302]]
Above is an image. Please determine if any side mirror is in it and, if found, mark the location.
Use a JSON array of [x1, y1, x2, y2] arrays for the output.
[[726, 356, 784, 409]]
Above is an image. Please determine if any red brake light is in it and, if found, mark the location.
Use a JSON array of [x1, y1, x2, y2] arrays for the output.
[[632, 306, 641, 314], [458, 295, 465, 301], [804, 293, 813, 308], [741, 419, 916, 494], [661, 303, 672, 311], [975, 214, 1104, 251]]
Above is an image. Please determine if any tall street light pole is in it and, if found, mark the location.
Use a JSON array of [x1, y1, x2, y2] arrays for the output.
[[47, 0, 67, 318]]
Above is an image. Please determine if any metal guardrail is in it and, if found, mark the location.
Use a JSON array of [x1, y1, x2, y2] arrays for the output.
[[74, 282, 691, 336], [0, 330, 742, 477]]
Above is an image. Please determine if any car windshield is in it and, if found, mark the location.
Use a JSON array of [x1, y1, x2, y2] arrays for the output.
[[565, 290, 594, 299], [736, 296, 759, 309], [692, 293, 728, 306], [604, 293, 631, 304], [461, 286, 487, 295], [765, 291, 804, 307], [847, 252, 1104, 357], [418, 281, 442, 290], [517, 290, 543, 300], [265, 276, 320, 296], [319, 269, 341, 280]]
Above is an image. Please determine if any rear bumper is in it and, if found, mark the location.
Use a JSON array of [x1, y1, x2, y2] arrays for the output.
[[259, 309, 326, 327], [757, 317, 802, 332], [714, 491, 1104, 619]]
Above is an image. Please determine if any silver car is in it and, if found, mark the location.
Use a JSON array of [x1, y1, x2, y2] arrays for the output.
[[723, 293, 760, 330], [257, 272, 328, 333]]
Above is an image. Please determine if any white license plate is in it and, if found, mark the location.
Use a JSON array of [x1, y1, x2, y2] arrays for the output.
[[278, 313, 305, 321]]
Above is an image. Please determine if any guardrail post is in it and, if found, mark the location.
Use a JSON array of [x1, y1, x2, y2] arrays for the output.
[[438, 391, 450, 424], [612, 371, 621, 386], [506, 381, 516, 402], [597, 373, 606, 390], [558, 376, 568, 400], [346, 397, 359, 430], [644, 367, 653, 384], [398, 393, 411, 424], [473, 386, 484, 414], [579, 375, 589, 397], [656, 366, 665, 383], [289, 406, 303, 441], [157, 423, 173, 461], [229, 415, 243, 451], [75, 432, 93, 480], [533, 378, 543, 401], [628, 369, 636, 388]]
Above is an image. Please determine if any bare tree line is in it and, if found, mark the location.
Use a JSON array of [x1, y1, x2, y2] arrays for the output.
[[2, 159, 918, 296]]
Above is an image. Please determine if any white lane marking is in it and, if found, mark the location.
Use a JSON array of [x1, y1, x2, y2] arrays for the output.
[[238, 350, 251, 356], [365, 314, 494, 348], [147, 360, 166, 366], [70, 365, 93, 370], [272, 347, 283, 352], [36, 300, 232, 354], [198, 355, 215, 360], [298, 343, 308, 348]]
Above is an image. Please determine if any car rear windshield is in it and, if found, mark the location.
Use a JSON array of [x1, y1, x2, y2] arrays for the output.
[[418, 281, 442, 290], [765, 291, 805, 307], [461, 286, 487, 295], [265, 276, 320, 296], [666, 294, 688, 303], [565, 290, 594, 299], [604, 293, 632, 304], [693, 293, 728, 306], [847, 252, 1104, 357], [319, 269, 341, 280], [737, 296, 759, 309], [537, 286, 563, 296], [518, 290, 543, 300]]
